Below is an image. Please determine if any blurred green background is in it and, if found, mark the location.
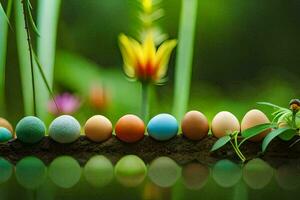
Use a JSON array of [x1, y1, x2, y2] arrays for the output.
[[3, 0, 300, 125]]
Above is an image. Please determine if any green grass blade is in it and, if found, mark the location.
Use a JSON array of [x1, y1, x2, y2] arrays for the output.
[[35, 0, 61, 119], [211, 135, 231, 152], [172, 0, 198, 120], [15, 0, 34, 115], [257, 102, 289, 111], [0, 3, 10, 115]]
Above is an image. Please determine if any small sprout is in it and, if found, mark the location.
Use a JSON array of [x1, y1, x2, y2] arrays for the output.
[[211, 131, 246, 163], [258, 99, 300, 152]]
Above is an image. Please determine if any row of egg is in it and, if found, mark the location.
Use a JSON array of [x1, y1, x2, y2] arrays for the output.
[[0, 108, 270, 144], [1, 156, 297, 190]]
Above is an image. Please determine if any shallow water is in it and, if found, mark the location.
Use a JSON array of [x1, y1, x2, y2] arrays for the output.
[[0, 155, 300, 200]]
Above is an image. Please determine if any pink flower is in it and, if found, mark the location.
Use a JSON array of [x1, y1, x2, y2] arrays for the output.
[[48, 93, 81, 115]]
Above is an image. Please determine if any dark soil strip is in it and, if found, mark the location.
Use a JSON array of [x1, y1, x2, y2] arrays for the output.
[[0, 135, 300, 167]]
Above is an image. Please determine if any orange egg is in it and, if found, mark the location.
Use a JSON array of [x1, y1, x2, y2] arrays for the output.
[[0, 117, 14, 137], [241, 109, 271, 142], [181, 111, 209, 140], [84, 115, 113, 142], [115, 114, 145, 143]]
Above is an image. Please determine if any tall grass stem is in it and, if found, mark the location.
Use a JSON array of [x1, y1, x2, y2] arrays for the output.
[[15, 0, 34, 115], [141, 82, 149, 122], [0, 2, 12, 116], [172, 0, 198, 120], [35, 0, 61, 120]]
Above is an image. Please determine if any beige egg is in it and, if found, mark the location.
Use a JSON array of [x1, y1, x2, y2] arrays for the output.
[[211, 111, 240, 138], [241, 109, 271, 142], [181, 111, 209, 140], [84, 115, 113, 142]]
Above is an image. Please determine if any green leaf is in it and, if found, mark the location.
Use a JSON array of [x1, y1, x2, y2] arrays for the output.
[[262, 128, 295, 152], [25, 0, 40, 36], [239, 123, 276, 147], [0, 2, 10, 115], [278, 129, 296, 141], [211, 135, 231, 152], [257, 102, 289, 111], [172, 0, 198, 120]]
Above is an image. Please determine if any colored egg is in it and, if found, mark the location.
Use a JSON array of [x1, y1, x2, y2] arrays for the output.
[[212, 159, 242, 188], [16, 116, 46, 144], [181, 111, 209, 140], [0, 157, 13, 184], [15, 156, 47, 189], [114, 155, 147, 187], [182, 163, 210, 190], [147, 114, 178, 141], [148, 157, 181, 188], [84, 155, 114, 188], [48, 156, 81, 188], [241, 109, 271, 142], [0, 117, 14, 135], [49, 115, 81, 144], [115, 114, 145, 143], [84, 115, 113, 142], [211, 111, 240, 138], [242, 158, 273, 189], [0, 127, 13, 143]]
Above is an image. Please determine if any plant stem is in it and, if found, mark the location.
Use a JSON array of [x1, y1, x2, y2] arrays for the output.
[[21, 0, 37, 116], [141, 82, 149, 122], [230, 140, 246, 162], [292, 111, 297, 129]]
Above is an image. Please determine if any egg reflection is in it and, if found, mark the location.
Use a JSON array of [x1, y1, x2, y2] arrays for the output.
[[242, 158, 273, 189], [15, 156, 47, 189], [114, 155, 147, 187], [0, 157, 13, 184], [275, 162, 300, 190], [212, 159, 242, 188], [148, 157, 181, 188], [182, 162, 210, 190], [48, 156, 81, 189], [83, 155, 114, 188]]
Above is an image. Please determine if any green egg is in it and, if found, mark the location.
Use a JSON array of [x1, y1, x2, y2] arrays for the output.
[[212, 159, 242, 188], [0, 127, 13, 143], [49, 115, 81, 143], [15, 156, 47, 189], [0, 157, 13, 184], [48, 156, 81, 188], [148, 157, 181, 188], [16, 116, 46, 144], [114, 155, 147, 187], [84, 155, 114, 188]]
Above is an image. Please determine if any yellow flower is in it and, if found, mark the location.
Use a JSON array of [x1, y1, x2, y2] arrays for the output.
[[118, 33, 177, 84], [142, 0, 152, 14]]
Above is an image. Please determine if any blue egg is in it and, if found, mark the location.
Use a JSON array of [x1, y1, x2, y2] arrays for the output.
[[147, 114, 178, 141], [0, 127, 13, 143], [49, 115, 81, 144]]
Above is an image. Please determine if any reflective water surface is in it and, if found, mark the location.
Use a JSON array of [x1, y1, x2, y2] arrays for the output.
[[0, 156, 300, 200]]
